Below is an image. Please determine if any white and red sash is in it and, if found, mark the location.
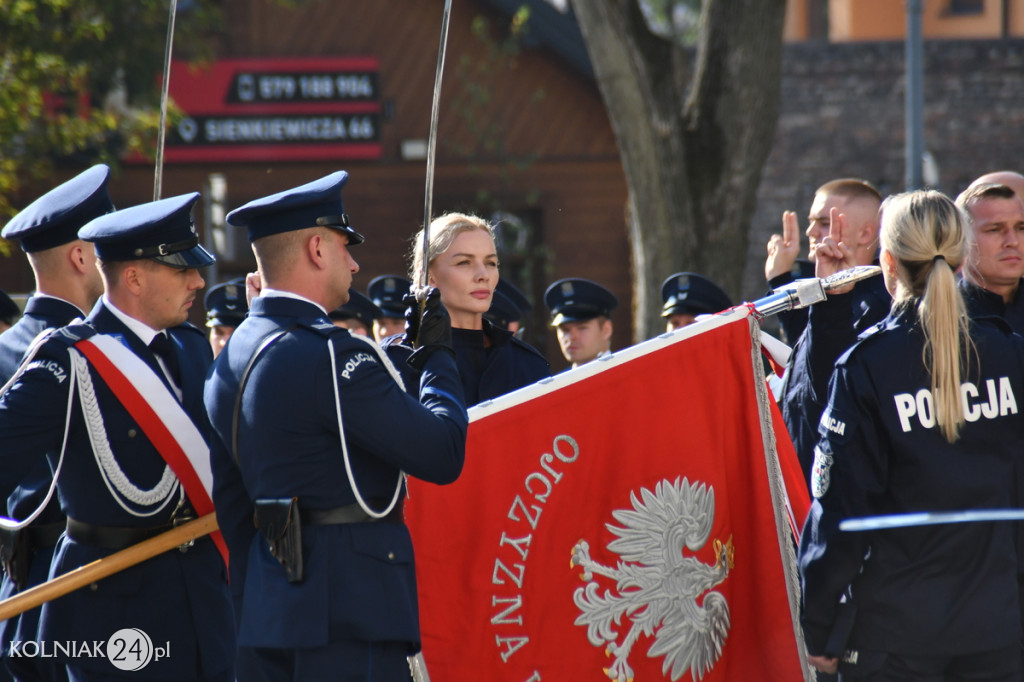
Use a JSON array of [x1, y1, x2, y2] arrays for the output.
[[74, 334, 228, 567]]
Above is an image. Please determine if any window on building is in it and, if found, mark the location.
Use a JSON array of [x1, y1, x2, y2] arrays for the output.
[[948, 0, 984, 15]]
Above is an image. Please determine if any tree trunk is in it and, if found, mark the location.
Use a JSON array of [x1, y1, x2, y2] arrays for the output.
[[571, 0, 786, 340]]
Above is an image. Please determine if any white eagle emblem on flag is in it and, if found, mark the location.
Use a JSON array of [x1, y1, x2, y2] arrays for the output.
[[570, 477, 735, 681]]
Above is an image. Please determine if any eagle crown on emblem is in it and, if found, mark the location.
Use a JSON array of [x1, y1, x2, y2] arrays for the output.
[[570, 476, 735, 682]]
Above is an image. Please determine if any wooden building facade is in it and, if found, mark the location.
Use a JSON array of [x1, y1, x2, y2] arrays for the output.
[[1, 0, 630, 369]]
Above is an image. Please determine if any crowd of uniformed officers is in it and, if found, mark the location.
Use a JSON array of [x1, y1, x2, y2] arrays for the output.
[[1, 164, 1024, 681], [0, 165, 722, 682]]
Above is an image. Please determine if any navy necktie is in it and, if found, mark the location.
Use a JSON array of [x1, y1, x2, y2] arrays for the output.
[[149, 333, 181, 388]]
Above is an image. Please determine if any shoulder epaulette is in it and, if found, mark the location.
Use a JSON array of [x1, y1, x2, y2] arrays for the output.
[[837, 321, 887, 366], [297, 315, 345, 338], [48, 322, 97, 347]]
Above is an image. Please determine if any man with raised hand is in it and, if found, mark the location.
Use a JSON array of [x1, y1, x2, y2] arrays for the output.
[[779, 180, 890, 488]]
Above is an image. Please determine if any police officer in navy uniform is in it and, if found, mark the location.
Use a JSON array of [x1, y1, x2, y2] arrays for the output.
[[955, 180, 1024, 674], [204, 278, 248, 358], [0, 165, 113, 682], [0, 292, 18, 334], [778, 180, 890, 488], [205, 171, 467, 681], [799, 190, 1024, 680], [544, 277, 617, 369], [659, 272, 732, 332], [367, 274, 410, 343], [329, 288, 382, 337], [955, 182, 1024, 331], [0, 192, 235, 681]]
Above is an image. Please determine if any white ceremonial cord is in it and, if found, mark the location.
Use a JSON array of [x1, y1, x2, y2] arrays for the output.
[[327, 338, 404, 519], [74, 350, 179, 516], [0, 332, 75, 531]]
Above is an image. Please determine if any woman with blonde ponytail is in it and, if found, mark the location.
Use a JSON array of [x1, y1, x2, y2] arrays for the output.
[[799, 190, 1024, 681]]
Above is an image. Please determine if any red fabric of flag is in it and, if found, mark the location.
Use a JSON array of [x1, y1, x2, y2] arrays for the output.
[[406, 312, 808, 682]]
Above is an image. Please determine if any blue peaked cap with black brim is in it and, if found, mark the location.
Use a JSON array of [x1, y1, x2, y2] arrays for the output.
[[367, 275, 411, 317], [205, 279, 249, 328], [78, 192, 216, 269], [331, 289, 383, 326], [660, 272, 733, 318], [225, 170, 364, 245], [544, 277, 618, 327], [2, 165, 115, 253]]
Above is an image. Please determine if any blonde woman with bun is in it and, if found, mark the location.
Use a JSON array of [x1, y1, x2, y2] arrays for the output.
[[384, 212, 549, 405]]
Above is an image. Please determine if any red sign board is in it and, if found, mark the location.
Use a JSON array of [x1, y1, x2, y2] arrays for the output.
[[156, 57, 382, 163]]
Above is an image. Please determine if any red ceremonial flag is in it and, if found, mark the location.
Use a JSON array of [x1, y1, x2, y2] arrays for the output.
[[406, 309, 810, 682]]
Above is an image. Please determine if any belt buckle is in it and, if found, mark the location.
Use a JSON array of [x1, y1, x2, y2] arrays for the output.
[[172, 514, 197, 552]]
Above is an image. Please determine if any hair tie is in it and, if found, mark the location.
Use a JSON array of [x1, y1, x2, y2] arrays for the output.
[[933, 254, 946, 264]]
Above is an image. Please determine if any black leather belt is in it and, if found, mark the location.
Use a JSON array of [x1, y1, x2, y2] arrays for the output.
[[26, 521, 65, 549], [66, 518, 172, 551], [300, 500, 403, 526]]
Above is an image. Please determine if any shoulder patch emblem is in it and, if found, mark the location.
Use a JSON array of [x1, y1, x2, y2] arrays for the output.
[[25, 359, 68, 384], [811, 446, 833, 498], [340, 351, 378, 380]]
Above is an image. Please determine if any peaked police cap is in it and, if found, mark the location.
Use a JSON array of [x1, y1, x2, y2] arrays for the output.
[[226, 171, 364, 245], [3, 165, 115, 252], [78, 192, 215, 268]]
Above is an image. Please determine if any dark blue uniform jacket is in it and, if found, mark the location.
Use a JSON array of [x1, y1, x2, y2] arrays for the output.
[[383, 319, 550, 406], [0, 300, 235, 680], [0, 296, 83, 662], [960, 276, 1024, 333], [799, 305, 1024, 657], [204, 295, 467, 649], [781, 274, 890, 485]]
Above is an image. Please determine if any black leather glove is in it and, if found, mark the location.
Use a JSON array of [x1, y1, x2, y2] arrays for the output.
[[403, 287, 454, 370]]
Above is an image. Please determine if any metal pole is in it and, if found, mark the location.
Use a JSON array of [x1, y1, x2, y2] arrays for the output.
[[154, 0, 179, 201], [905, 0, 924, 190]]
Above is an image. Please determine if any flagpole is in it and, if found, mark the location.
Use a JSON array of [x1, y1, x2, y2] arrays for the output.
[[0, 514, 217, 621]]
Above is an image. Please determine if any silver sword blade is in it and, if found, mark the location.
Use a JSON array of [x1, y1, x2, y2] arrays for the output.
[[840, 508, 1024, 532], [821, 264, 883, 292], [420, 0, 454, 290]]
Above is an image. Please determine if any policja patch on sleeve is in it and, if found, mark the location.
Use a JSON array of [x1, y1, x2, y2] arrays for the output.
[[812, 402, 855, 499]]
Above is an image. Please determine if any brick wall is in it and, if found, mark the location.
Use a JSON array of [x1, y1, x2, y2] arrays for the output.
[[745, 39, 1024, 301]]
